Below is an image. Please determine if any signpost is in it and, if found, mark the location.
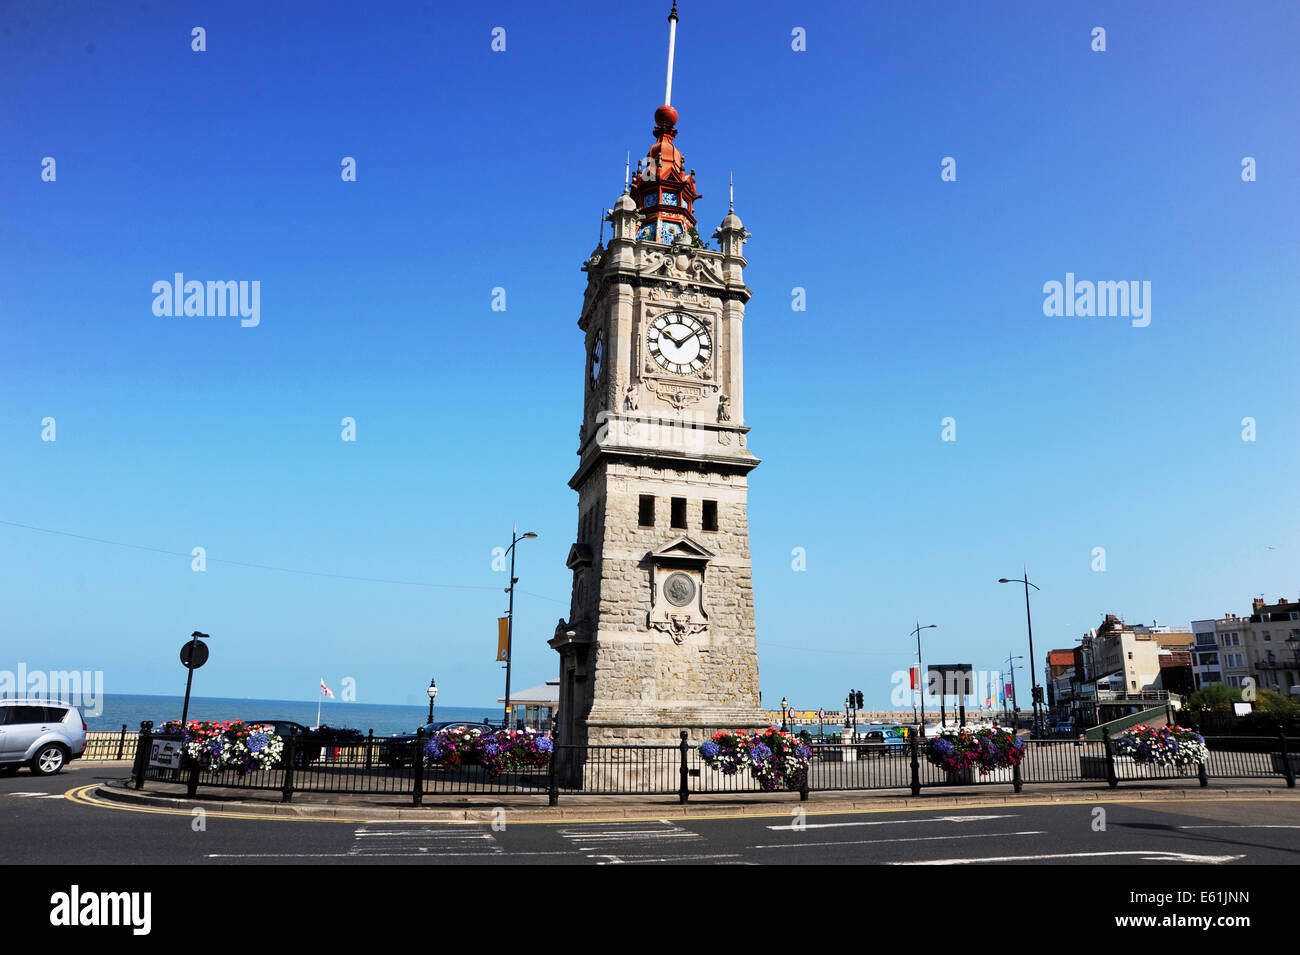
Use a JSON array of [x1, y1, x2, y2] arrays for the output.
[[179, 631, 210, 728], [930, 663, 974, 729], [148, 738, 184, 769]]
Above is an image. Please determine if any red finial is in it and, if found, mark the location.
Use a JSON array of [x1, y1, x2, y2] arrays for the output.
[[655, 105, 678, 128]]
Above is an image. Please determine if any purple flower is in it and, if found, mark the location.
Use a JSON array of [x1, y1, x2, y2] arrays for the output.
[[700, 740, 720, 759], [537, 737, 554, 754]]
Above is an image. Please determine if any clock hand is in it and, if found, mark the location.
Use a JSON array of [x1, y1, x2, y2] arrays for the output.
[[660, 328, 683, 346]]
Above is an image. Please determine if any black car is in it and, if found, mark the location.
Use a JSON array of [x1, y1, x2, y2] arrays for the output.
[[379, 721, 497, 768], [247, 720, 364, 768]]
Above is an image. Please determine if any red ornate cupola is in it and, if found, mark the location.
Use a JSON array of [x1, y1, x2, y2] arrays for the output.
[[629, 2, 701, 244]]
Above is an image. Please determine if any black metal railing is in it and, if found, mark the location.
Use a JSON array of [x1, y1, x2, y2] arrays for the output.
[[126, 723, 1300, 804], [83, 726, 135, 760]]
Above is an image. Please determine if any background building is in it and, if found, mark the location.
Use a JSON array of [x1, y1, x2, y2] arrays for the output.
[[1191, 619, 1222, 688]]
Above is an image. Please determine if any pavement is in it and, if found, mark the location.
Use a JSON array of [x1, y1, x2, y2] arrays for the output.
[[84, 760, 1300, 824]]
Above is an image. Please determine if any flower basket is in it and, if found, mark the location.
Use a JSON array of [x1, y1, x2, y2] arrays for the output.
[[699, 728, 811, 792], [477, 729, 553, 777], [158, 720, 283, 775], [926, 727, 1026, 780], [423, 726, 553, 777], [944, 765, 1016, 785], [1112, 724, 1207, 769], [422, 724, 487, 768]]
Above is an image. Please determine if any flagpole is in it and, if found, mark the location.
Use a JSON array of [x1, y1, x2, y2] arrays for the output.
[[316, 682, 322, 729]]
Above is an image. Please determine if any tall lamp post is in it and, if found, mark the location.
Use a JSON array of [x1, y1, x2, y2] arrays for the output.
[[426, 678, 438, 724], [502, 527, 538, 729], [780, 696, 788, 732], [1004, 653, 1023, 727], [999, 570, 1043, 738], [911, 621, 938, 737]]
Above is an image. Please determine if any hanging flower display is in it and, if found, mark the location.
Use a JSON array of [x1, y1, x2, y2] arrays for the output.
[[477, 729, 553, 777], [422, 726, 553, 777], [698, 727, 811, 792], [158, 719, 284, 775], [422, 724, 487, 768], [925, 727, 1026, 776], [1113, 724, 1207, 768]]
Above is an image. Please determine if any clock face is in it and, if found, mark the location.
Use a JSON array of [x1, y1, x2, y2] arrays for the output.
[[647, 312, 712, 376], [590, 329, 603, 388]]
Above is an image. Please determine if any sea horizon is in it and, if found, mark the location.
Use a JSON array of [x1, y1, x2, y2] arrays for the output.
[[78, 692, 503, 736]]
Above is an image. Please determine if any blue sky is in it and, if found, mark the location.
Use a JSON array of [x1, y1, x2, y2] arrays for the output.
[[2, 1, 1297, 711]]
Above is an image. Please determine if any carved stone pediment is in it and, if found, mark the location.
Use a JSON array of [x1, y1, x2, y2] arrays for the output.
[[649, 536, 716, 564], [566, 542, 594, 570]]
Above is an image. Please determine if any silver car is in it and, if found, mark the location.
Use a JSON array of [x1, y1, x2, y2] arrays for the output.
[[0, 699, 87, 775]]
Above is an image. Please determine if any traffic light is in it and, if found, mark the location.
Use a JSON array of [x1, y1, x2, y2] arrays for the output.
[[855, 690, 864, 709], [1032, 686, 1043, 704]]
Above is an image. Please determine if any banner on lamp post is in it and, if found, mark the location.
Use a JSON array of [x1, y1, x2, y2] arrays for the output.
[[496, 617, 509, 662]]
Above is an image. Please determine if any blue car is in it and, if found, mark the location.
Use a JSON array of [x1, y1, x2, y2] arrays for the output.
[[862, 728, 908, 756]]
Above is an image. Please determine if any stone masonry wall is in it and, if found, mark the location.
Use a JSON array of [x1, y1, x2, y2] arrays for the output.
[[573, 460, 766, 745]]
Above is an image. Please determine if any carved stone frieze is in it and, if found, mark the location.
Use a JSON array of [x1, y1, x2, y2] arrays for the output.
[[652, 614, 708, 645]]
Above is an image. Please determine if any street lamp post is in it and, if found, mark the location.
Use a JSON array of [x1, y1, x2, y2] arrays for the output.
[[780, 697, 788, 732], [426, 678, 438, 724], [999, 571, 1043, 738], [911, 621, 938, 737], [1005, 654, 1023, 727], [502, 526, 538, 729]]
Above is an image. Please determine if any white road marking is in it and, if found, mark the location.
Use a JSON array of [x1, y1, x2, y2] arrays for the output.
[[595, 853, 741, 864], [751, 830, 1044, 850], [891, 850, 1246, 865], [9, 792, 47, 797], [205, 857, 577, 862], [1177, 824, 1300, 830], [766, 813, 1016, 831], [560, 820, 714, 862], [349, 825, 501, 856]]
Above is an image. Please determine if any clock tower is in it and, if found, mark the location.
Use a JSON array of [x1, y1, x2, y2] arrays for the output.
[[549, 3, 768, 750]]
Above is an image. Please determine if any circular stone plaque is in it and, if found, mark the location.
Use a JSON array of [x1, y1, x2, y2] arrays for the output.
[[664, 572, 695, 607]]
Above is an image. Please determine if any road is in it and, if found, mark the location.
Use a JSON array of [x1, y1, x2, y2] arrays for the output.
[[4, 762, 1300, 865]]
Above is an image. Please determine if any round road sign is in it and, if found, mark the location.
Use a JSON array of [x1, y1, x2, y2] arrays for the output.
[[180, 641, 209, 669]]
